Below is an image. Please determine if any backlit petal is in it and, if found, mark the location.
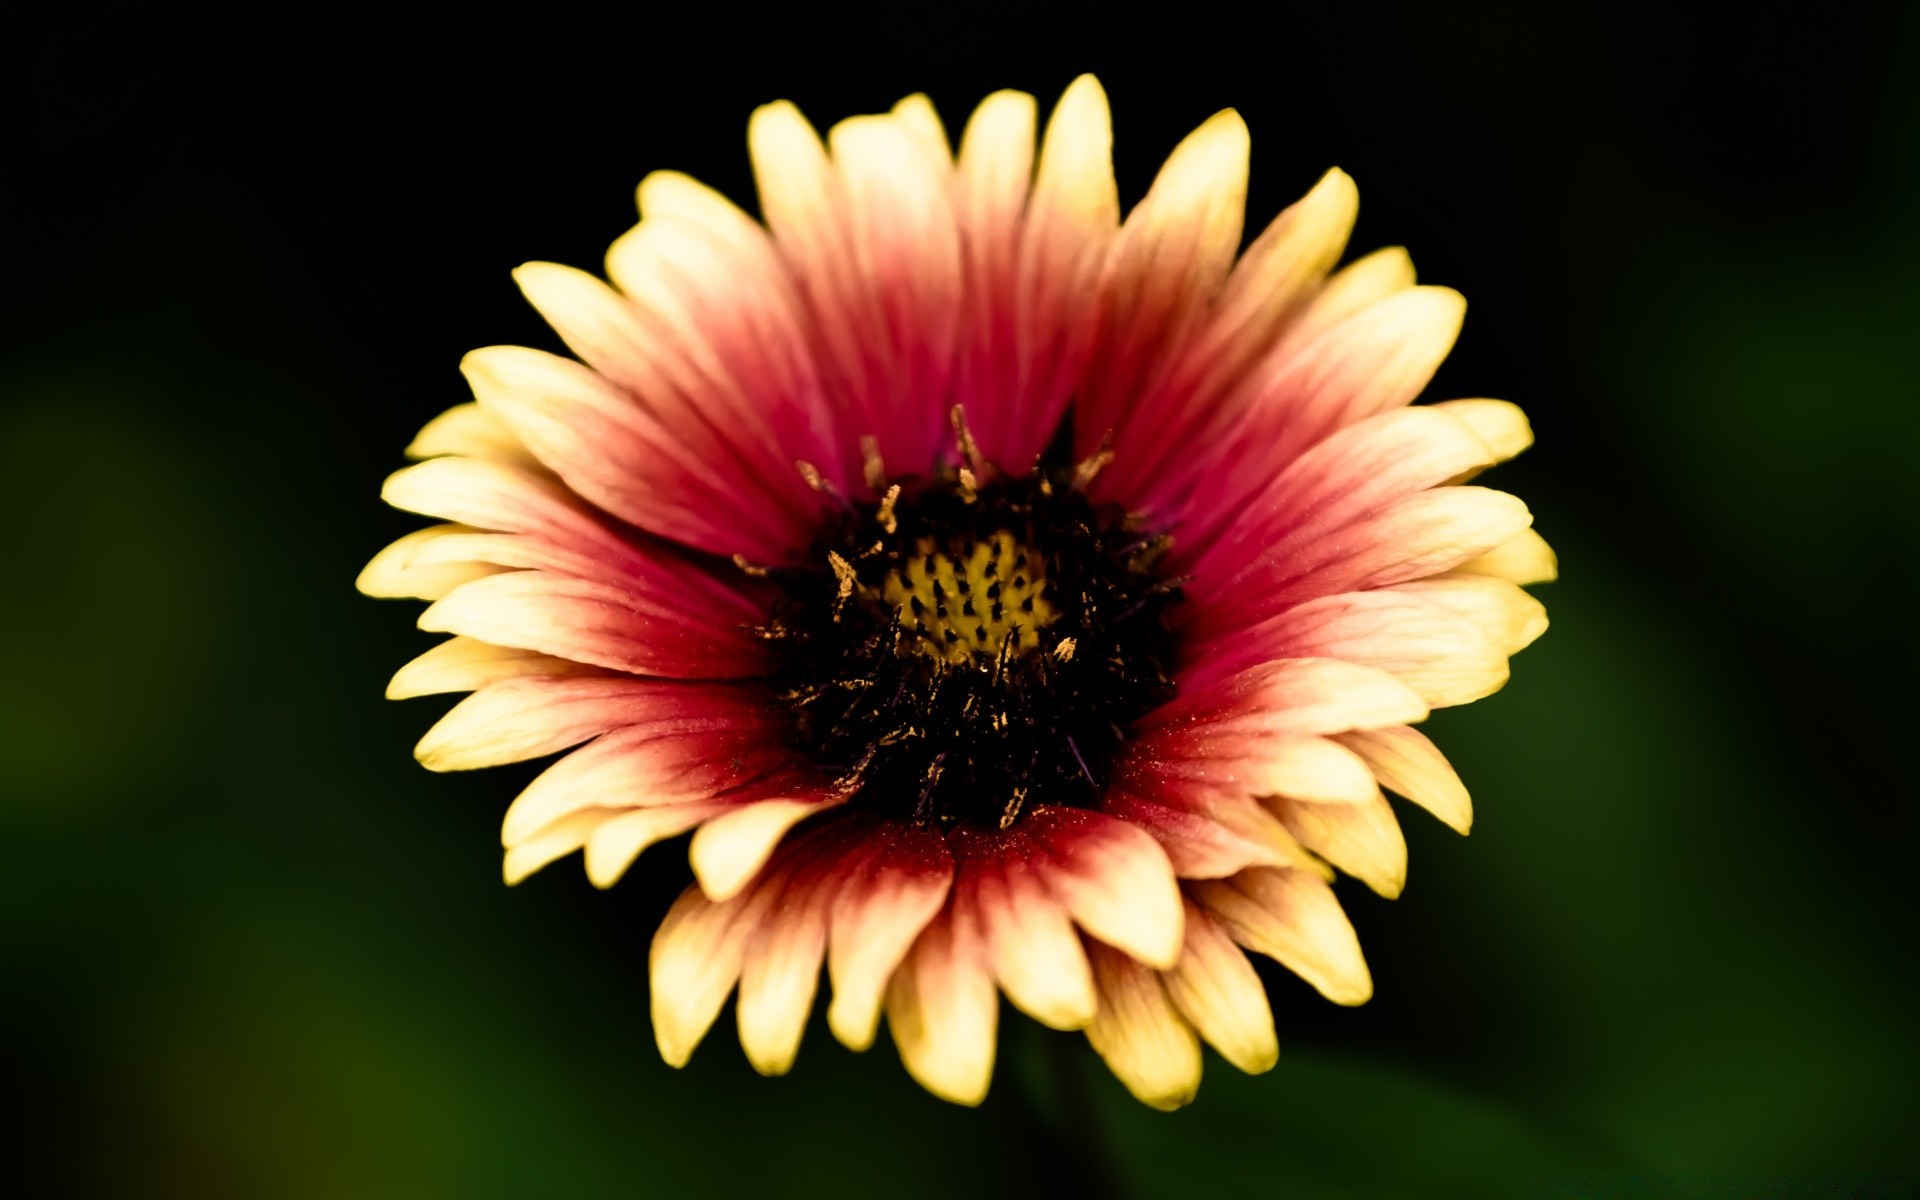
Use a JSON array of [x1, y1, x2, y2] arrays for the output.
[[1336, 725, 1473, 834], [1083, 939, 1202, 1111], [1026, 806, 1184, 970], [690, 796, 846, 903], [886, 900, 998, 1106], [1164, 899, 1278, 1074], [1193, 867, 1373, 1005], [826, 820, 954, 1050]]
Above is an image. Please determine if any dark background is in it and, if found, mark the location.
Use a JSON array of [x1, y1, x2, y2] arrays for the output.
[[5, 6, 1916, 1197]]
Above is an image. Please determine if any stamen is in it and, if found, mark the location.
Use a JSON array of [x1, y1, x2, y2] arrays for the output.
[[860, 436, 887, 493], [731, 553, 771, 578], [1071, 430, 1116, 491], [827, 551, 856, 621], [797, 460, 851, 510], [949, 405, 985, 477], [999, 786, 1029, 830], [876, 484, 901, 535]]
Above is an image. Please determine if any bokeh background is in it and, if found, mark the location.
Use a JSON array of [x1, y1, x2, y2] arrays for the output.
[[6, 7, 1916, 1197]]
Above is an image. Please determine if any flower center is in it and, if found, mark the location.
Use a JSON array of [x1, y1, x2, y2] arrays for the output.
[[764, 458, 1179, 831], [880, 531, 1057, 664]]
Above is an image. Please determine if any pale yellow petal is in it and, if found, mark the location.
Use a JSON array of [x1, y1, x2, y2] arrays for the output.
[[387, 637, 598, 701], [1193, 868, 1373, 1005], [689, 798, 838, 902], [1431, 398, 1533, 466], [1394, 573, 1549, 656], [584, 805, 714, 888], [890, 92, 952, 159], [1458, 527, 1559, 585], [502, 808, 611, 885], [356, 526, 509, 600], [634, 170, 764, 254], [1244, 736, 1381, 805], [1083, 940, 1202, 1111], [1272, 792, 1408, 899], [1037, 813, 1185, 970], [737, 873, 835, 1076], [974, 859, 1097, 1030], [1163, 900, 1278, 1075], [1277, 245, 1418, 353], [1024, 74, 1118, 252], [649, 881, 775, 1067], [404, 402, 535, 464], [825, 832, 954, 1051], [1335, 726, 1473, 834], [956, 89, 1037, 225], [414, 678, 642, 773], [886, 906, 997, 1105], [511, 262, 656, 394], [1169, 168, 1358, 406]]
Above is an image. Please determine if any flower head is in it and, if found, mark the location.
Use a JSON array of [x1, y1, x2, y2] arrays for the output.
[[360, 76, 1552, 1109]]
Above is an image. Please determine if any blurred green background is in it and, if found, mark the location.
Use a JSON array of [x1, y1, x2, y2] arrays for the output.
[[5, 7, 1915, 1197]]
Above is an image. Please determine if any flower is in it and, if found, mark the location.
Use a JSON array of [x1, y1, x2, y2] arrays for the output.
[[359, 75, 1552, 1111]]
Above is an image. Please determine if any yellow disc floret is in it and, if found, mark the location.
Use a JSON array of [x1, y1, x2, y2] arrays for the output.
[[880, 531, 1057, 664]]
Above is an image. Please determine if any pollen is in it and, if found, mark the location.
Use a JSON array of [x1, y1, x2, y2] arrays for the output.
[[880, 531, 1057, 663]]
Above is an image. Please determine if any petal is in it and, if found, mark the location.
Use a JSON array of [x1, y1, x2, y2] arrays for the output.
[[889, 92, 952, 158], [418, 570, 768, 680], [1458, 527, 1559, 585], [1430, 398, 1533, 473], [602, 212, 849, 500], [1003, 74, 1119, 467], [1025, 806, 1184, 970], [404, 401, 537, 465], [1178, 319, 1483, 568], [502, 808, 609, 885], [1082, 938, 1202, 1111], [1192, 591, 1509, 709], [583, 803, 721, 888], [954, 833, 1097, 1030], [1077, 108, 1250, 455], [1102, 168, 1358, 506], [690, 795, 846, 903], [1394, 573, 1550, 656], [1164, 899, 1278, 1075], [826, 819, 955, 1050], [356, 525, 510, 600], [1271, 791, 1408, 899], [1171, 286, 1468, 546], [886, 900, 998, 1106], [499, 704, 792, 845], [737, 843, 847, 1075], [386, 636, 603, 701], [1101, 782, 1293, 879], [1193, 867, 1373, 1005], [1335, 725, 1473, 834], [649, 878, 778, 1067], [381, 455, 756, 609], [748, 101, 868, 430], [1144, 657, 1429, 741], [461, 342, 807, 562], [952, 88, 1038, 464], [1273, 245, 1418, 355], [1107, 771, 1327, 880], [1190, 488, 1535, 640], [635, 170, 764, 252], [826, 112, 965, 469], [415, 676, 722, 772], [1182, 405, 1497, 606]]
